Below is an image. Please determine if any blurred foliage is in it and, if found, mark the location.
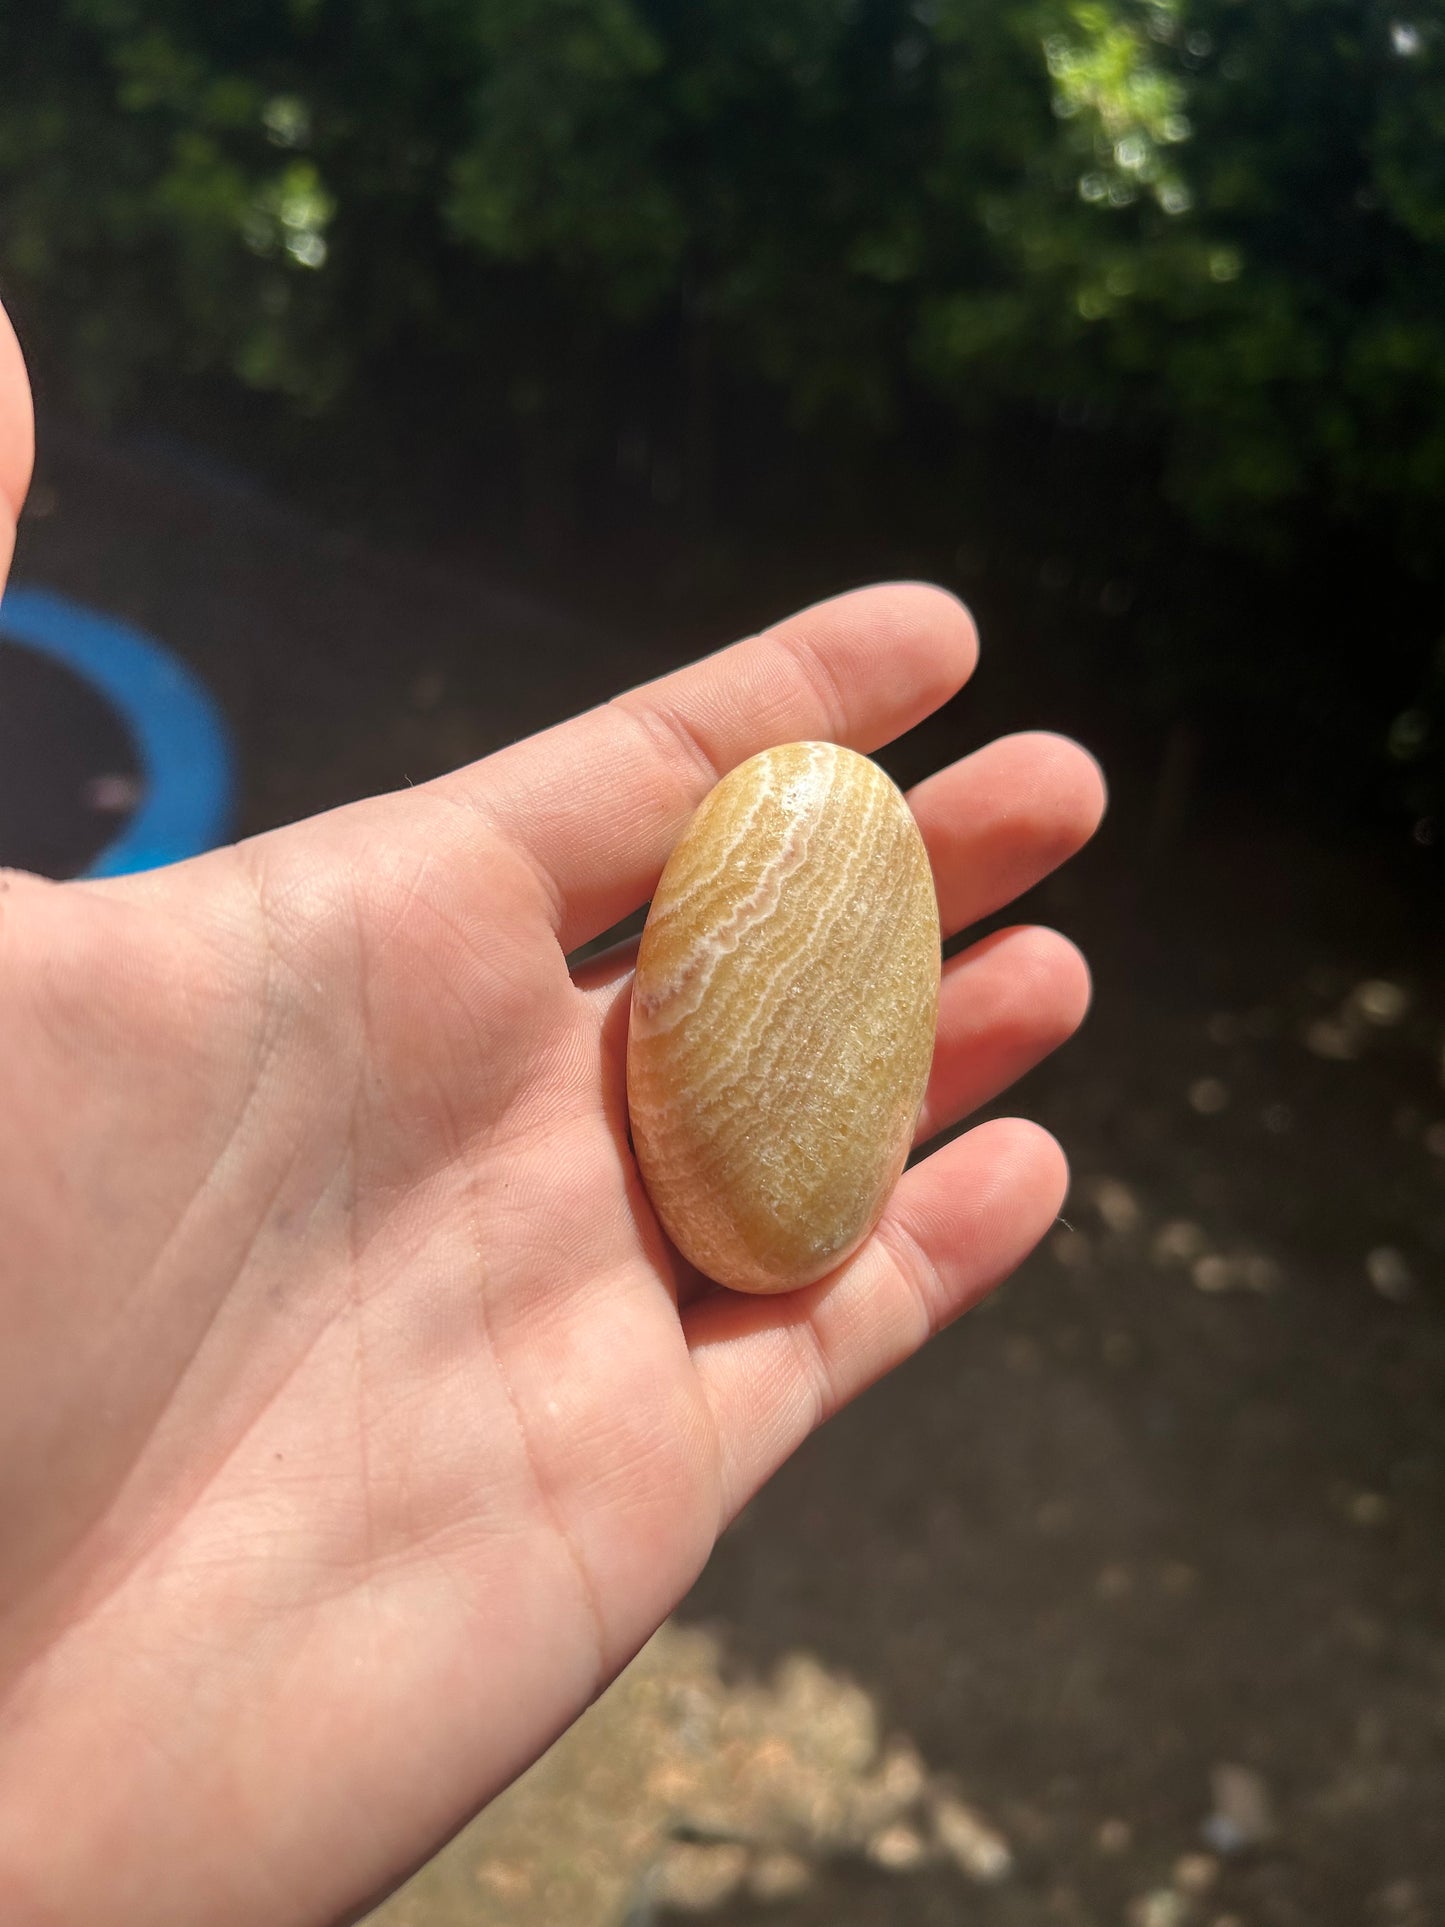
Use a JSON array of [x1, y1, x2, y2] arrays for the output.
[[1, 1, 1442, 807]]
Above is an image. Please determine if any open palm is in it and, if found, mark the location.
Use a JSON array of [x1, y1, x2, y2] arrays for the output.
[[0, 308, 1103, 1927]]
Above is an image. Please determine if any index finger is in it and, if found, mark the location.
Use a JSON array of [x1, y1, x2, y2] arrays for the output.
[[433, 582, 977, 953]]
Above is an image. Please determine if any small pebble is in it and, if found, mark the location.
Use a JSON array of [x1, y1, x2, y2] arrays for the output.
[[877, 1741, 927, 1806], [1348, 1491, 1389, 1527], [931, 1795, 1013, 1882], [1096, 1817, 1133, 1855], [1374, 1879, 1422, 1915], [1203, 1763, 1274, 1853], [648, 1841, 749, 1910], [1192, 1254, 1236, 1294], [1094, 1177, 1142, 1234], [747, 1851, 811, 1902], [1366, 1247, 1414, 1303], [1304, 1018, 1360, 1061], [1190, 1077, 1230, 1115], [1353, 979, 1409, 1026], [1174, 1851, 1221, 1894], [1096, 1564, 1133, 1601], [1154, 1220, 1208, 1265], [867, 1821, 928, 1871], [1128, 1889, 1187, 1927]]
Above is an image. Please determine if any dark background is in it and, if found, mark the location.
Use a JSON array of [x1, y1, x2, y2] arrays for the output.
[[2, 3, 1443, 1923]]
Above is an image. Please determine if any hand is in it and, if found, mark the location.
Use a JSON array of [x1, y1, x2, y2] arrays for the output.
[[0, 305, 1104, 1927]]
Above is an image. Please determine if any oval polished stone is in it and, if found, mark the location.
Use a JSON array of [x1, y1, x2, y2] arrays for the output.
[[627, 741, 941, 1294]]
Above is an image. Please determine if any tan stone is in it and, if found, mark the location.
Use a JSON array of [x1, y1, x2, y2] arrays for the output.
[[628, 742, 940, 1293]]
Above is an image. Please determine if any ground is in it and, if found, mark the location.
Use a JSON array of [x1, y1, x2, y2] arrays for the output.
[[9, 425, 1444, 1927]]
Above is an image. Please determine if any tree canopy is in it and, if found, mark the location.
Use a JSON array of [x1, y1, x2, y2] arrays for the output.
[[2, 1, 1443, 806], [5, 2, 1443, 541]]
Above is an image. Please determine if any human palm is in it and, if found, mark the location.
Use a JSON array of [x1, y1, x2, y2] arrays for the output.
[[0, 307, 1103, 1927]]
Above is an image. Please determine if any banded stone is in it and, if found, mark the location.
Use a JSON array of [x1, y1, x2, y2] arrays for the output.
[[627, 741, 941, 1294]]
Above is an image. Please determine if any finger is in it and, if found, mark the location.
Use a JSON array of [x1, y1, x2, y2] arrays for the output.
[[685, 1118, 1067, 1521], [913, 924, 1091, 1145], [675, 926, 1083, 1310], [591, 920, 1084, 1313], [910, 731, 1106, 937], [572, 728, 1103, 1004], [582, 920, 1088, 1145], [436, 582, 978, 953], [0, 301, 35, 594]]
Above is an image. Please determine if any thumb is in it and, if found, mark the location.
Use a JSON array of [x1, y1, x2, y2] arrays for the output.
[[0, 299, 35, 598]]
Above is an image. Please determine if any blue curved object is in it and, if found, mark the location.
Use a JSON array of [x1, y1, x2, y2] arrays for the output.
[[0, 585, 237, 877]]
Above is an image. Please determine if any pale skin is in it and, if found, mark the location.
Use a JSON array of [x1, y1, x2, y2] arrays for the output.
[[0, 300, 1105, 1926]]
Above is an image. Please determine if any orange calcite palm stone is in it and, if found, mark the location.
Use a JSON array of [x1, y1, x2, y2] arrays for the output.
[[627, 741, 941, 1294]]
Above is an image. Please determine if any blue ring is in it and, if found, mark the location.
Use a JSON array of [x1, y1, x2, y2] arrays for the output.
[[0, 585, 237, 877]]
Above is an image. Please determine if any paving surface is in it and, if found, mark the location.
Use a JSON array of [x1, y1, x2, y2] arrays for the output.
[[10, 426, 1444, 1927]]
